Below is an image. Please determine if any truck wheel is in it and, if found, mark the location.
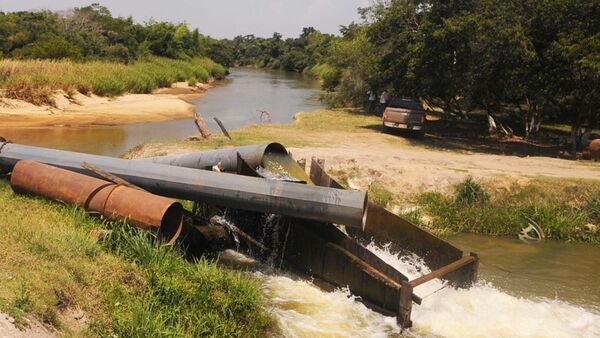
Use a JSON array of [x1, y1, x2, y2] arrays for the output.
[[382, 124, 390, 133]]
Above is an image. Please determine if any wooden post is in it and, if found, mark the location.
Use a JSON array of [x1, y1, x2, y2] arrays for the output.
[[213, 117, 232, 140], [468, 252, 480, 284], [194, 113, 211, 139], [297, 158, 306, 171], [398, 281, 413, 330]]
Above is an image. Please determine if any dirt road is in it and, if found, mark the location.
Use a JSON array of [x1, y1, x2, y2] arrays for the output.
[[289, 133, 600, 198]]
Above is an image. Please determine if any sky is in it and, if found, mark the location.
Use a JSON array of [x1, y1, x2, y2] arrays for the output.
[[0, 0, 372, 38]]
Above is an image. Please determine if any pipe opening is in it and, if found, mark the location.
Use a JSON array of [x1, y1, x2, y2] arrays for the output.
[[264, 142, 288, 156], [159, 202, 184, 245]]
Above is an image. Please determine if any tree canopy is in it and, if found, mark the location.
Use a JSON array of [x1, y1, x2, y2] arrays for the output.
[[229, 0, 597, 148], [0, 3, 217, 63], [1, 1, 598, 148]]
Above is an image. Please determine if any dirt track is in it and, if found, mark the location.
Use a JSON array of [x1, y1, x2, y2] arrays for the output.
[[289, 133, 600, 199]]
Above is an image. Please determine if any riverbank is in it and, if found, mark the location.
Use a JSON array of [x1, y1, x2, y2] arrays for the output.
[[0, 56, 226, 128], [126, 108, 600, 243], [0, 179, 272, 336], [0, 82, 210, 128]]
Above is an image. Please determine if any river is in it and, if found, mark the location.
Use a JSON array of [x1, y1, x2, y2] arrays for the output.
[[1, 68, 599, 337], [250, 234, 600, 337], [0, 68, 324, 156]]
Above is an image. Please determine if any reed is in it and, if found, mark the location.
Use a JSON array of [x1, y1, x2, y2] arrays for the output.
[[0, 57, 226, 106]]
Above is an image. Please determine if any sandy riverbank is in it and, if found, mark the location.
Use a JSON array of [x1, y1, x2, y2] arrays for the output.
[[0, 82, 209, 128]]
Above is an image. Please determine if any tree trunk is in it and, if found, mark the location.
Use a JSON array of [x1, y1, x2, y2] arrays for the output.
[[194, 113, 211, 139]]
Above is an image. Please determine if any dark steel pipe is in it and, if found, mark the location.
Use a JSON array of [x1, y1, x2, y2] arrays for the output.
[[138, 143, 288, 172], [11, 160, 183, 244], [0, 142, 367, 228]]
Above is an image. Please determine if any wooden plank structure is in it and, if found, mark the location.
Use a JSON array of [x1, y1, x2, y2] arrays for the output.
[[229, 155, 478, 328], [307, 158, 479, 327]]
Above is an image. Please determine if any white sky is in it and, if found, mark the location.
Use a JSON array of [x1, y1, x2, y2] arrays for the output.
[[0, 0, 372, 38]]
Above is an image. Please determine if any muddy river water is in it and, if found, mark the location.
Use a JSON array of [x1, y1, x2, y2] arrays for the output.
[[1, 68, 599, 337], [0, 68, 323, 156]]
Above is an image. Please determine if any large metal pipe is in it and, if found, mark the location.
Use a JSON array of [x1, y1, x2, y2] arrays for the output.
[[0, 142, 367, 228], [11, 160, 184, 244], [138, 143, 288, 172]]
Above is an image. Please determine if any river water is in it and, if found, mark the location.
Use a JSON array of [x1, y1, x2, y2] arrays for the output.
[[0, 68, 323, 156], [2, 68, 599, 337], [250, 234, 600, 337]]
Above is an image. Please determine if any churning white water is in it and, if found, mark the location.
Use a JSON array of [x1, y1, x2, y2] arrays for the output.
[[252, 242, 600, 338], [367, 242, 600, 338]]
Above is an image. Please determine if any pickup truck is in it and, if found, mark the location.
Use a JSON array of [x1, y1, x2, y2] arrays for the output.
[[382, 98, 427, 137]]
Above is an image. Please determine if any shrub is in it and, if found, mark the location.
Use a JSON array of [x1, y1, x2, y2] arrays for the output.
[[454, 177, 489, 204], [307, 64, 341, 91]]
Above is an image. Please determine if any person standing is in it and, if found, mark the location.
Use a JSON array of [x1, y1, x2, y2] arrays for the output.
[[366, 89, 376, 114], [378, 90, 390, 116]]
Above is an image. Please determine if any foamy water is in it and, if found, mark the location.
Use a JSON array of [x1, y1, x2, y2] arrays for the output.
[[261, 274, 401, 337], [253, 242, 600, 338], [367, 242, 600, 338]]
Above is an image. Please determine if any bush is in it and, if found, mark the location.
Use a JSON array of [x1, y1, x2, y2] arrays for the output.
[[454, 177, 489, 204], [306, 64, 341, 91]]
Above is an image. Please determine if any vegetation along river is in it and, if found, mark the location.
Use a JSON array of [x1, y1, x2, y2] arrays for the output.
[[1, 68, 599, 337], [0, 68, 324, 156]]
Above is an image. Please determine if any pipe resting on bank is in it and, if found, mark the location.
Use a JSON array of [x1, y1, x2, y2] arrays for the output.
[[10, 160, 184, 244]]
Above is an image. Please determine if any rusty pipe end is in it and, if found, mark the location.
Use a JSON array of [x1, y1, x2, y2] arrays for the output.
[[158, 202, 184, 245]]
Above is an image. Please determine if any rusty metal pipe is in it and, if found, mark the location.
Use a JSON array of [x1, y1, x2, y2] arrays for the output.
[[10, 160, 183, 244], [0, 142, 367, 228], [137, 143, 288, 172]]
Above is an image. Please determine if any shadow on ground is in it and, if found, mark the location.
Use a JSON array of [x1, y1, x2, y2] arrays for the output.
[[359, 114, 569, 158]]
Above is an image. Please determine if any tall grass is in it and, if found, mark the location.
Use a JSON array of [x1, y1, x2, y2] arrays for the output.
[[98, 223, 272, 337], [417, 178, 600, 243], [0, 179, 271, 336], [0, 57, 226, 106]]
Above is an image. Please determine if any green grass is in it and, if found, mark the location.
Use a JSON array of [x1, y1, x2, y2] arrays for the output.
[[454, 177, 490, 204], [0, 57, 226, 106], [368, 181, 393, 208], [0, 179, 271, 336], [415, 177, 600, 243]]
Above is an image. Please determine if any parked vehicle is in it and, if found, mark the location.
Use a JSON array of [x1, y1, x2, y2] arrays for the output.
[[382, 98, 427, 137]]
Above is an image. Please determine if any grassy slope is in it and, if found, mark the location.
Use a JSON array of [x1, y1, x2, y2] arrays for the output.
[[0, 57, 226, 106], [0, 179, 271, 336], [412, 177, 600, 243]]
